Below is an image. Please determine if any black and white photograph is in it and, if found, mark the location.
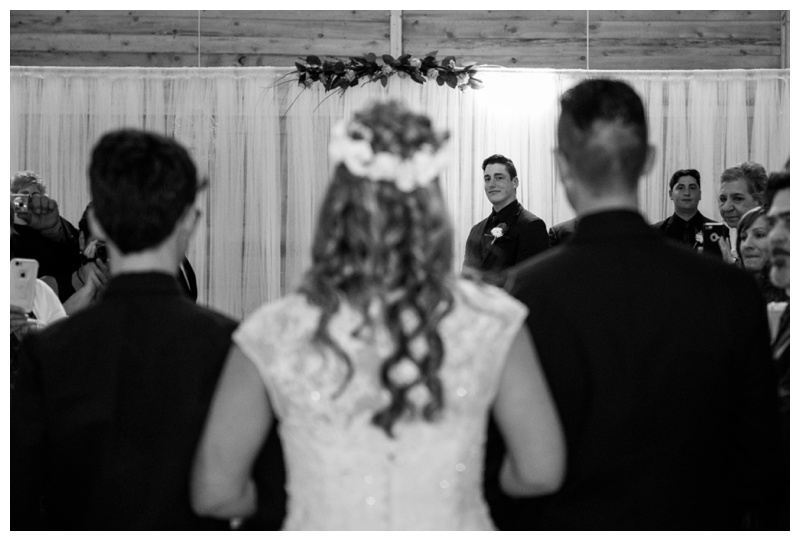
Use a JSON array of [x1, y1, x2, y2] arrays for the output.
[[6, 9, 791, 531]]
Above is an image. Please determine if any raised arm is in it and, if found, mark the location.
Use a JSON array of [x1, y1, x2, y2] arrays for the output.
[[492, 324, 566, 497], [191, 344, 273, 519]]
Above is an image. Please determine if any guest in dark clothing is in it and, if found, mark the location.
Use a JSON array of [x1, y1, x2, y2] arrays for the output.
[[736, 206, 789, 304], [462, 154, 549, 529], [11, 129, 237, 530], [463, 154, 549, 287], [761, 168, 789, 530], [10, 171, 83, 302], [508, 79, 780, 530], [547, 217, 578, 247], [653, 168, 712, 250]]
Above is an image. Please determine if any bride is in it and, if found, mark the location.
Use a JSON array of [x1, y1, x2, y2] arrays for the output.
[[191, 101, 565, 530]]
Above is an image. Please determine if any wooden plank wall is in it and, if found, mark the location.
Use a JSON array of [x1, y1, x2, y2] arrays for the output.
[[10, 10, 789, 69]]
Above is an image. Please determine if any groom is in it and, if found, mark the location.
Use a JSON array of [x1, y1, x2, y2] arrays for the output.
[[11, 129, 238, 529], [463, 154, 549, 286], [507, 79, 780, 529]]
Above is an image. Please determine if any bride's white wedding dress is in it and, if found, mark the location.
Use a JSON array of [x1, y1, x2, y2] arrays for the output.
[[234, 278, 527, 530]]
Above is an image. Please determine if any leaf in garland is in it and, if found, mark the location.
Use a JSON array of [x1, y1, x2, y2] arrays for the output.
[[425, 51, 438, 58], [295, 62, 306, 72], [307, 55, 321, 66], [334, 61, 345, 73], [398, 53, 411, 63], [338, 78, 350, 89], [410, 71, 426, 84], [366, 52, 376, 64], [349, 78, 359, 87], [445, 72, 458, 88], [382, 54, 396, 65], [463, 64, 475, 71], [380, 76, 388, 88], [436, 75, 445, 86]]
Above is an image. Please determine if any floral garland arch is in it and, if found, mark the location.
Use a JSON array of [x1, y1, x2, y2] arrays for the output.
[[290, 52, 483, 95]]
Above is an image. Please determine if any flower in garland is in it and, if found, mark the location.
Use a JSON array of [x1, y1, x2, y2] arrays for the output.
[[290, 51, 483, 96]]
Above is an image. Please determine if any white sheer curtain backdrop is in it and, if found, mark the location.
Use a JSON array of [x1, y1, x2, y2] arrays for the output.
[[10, 67, 789, 320]]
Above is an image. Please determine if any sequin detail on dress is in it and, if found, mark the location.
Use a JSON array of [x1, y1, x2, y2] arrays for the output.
[[234, 278, 528, 530]]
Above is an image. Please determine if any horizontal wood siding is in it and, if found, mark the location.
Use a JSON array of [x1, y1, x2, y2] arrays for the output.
[[10, 10, 787, 69]]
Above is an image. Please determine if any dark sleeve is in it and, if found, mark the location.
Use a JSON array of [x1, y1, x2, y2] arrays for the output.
[[732, 279, 783, 522], [11, 338, 48, 530], [462, 224, 481, 273], [515, 218, 549, 264]]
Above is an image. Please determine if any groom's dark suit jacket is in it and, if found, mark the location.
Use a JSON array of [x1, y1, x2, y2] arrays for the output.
[[463, 200, 549, 286], [507, 210, 780, 530], [11, 272, 237, 530]]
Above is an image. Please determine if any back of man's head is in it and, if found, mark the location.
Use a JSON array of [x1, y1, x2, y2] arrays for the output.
[[557, 79, 649, 193], [89, 129, 198, 254]]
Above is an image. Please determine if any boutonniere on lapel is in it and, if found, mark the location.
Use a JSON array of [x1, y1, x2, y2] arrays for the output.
[[489, 223, 508, 245]]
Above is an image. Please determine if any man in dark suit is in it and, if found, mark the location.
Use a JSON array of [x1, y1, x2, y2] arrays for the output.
[[11, 129, 238, 530], [461, 154, 549, 529], [463, 154, 549, 286], [507, 79, 780, 529], [763, 167, 789, 530], [547, 217, 578, 247], [653, 168, 712, 250]]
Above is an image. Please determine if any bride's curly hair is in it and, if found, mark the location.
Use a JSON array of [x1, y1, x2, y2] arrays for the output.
[[298, 101, 454, 437]]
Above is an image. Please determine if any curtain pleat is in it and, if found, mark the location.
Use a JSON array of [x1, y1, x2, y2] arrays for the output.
[[10, 67, 790, 320]]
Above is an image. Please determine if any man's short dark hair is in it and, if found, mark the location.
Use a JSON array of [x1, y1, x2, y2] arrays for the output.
[[89, 129, 198, 254], [720, 161, 768, 206], [558, 79, 648, 191], [482, 154, 517, 180], [669, 169, 701, 191], [764, 170, 790, 211]]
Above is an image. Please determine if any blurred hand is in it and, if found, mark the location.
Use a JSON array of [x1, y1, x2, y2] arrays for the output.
[[718, 237, 736, 265], [19, 194, 61, 232], [10, 305, 36, 336], [63, 270, 102, 316], [77, 256, 110, 287]]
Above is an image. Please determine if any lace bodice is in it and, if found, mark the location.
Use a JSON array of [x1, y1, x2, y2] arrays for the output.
[[235, 278, 527, 530]]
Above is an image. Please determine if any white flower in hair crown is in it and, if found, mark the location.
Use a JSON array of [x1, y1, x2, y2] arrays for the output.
[[328, 120, 450, 192]]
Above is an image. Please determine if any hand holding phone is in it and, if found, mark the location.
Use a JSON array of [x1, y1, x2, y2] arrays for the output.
[[10, 258, 39, 314], [702, 223, 730, 259]]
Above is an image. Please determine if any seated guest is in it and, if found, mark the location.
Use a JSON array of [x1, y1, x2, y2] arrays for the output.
[[10, 279, 66, 390], [717, 161, 767, 262], [653, 168, 711, 250], [736, 206, 788, 305], [72, 202, 111, 307], [548, 217, 578, 248], [10, 171, 83, 302], [11, 129, 238, 530]]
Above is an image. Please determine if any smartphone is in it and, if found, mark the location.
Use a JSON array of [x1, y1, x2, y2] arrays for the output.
[[702, 222, 730, 259], [10, 193, 30, 213], [10, 258, 39, 313]]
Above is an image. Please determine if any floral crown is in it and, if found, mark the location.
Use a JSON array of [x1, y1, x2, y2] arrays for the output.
[[328, 119, 450, 192]]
